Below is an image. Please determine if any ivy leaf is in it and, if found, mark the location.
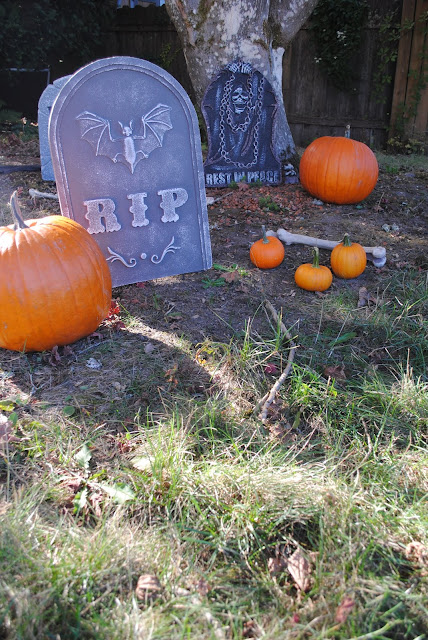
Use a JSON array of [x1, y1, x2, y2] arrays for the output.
[[98, 482, 136, 504], [74, 487, 88, 513], [74, 444, 92, 470], [0, 400, 15, 412]]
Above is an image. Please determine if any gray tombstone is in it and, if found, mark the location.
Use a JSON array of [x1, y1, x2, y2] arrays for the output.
[[38, 75, 72, 180], [49, 57, 212, 288], [201, 61, 283, 188]]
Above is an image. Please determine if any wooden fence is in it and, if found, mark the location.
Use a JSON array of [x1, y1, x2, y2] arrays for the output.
[[103, 5, 194, 100], [2, 1, 427, 149], [104, 1, 427, 149], [283, 10, 396, 148], [389, 0, 428, 141]]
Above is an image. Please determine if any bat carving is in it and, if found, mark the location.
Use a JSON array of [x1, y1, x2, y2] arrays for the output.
[[76, 104, 172, 173]]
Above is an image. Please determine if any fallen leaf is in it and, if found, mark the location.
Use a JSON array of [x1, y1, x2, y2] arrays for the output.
[[237, 182, 250, 191], [165, 363, 179, 385], [264, 363, 279, 375], [268, 422, 294, 444], [63, 477, 82, 492], [49, 345, 61, 366], [323, 365, 347, 380], [335, 595, 355, 623], [172, 586, 192, 597], [144, 342, 156, 354], [243, 619, 263, 638], [264, 401, 284, 424], [358, 287, 378, 308], [86, 357, 102, 370], [88, 491, 103, 517], [195, 577, 210, 597], [287, 549, 312, 592], [221, 270, 239, 283], [268, 554, 288, 576], [107, 300, 120, 318], [135, 574, 162, 601], [0, 415, 18, 452], [131, 456, 153, 472], [165, 311, 183, 321], [405, 541, 428, 572], [89, 331, 103, 340]]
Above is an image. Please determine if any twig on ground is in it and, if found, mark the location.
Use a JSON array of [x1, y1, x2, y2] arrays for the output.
[[206, 190, 239, 205], [253, 300, 297, 422]]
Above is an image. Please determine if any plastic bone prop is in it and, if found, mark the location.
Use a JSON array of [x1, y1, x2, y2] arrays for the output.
[[267, 229, 386, 268]]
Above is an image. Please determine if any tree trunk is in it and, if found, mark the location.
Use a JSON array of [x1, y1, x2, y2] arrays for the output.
[[165, 0, 319, 161]]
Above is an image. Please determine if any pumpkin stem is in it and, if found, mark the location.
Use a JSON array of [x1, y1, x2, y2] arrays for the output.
[[261, 225, 269, 244], [342, 233, 352, 247], [10, 190, 29, 230], [312, 246, 320, 268]]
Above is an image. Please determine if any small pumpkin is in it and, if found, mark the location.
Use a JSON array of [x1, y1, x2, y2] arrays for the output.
[[294, 247, 333, 291], [299, 136, 378, 204], [330, 233, 367, 279], [0, 191, 112, 352], [250, 225, 285, 269]]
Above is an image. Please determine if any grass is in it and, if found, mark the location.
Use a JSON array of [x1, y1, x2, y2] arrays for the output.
[[375, 150, 428, 175], [1, 271, 427, 636]]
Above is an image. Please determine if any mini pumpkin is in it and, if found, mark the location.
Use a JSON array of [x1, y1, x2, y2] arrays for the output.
[[330, 233, 367, 279], [299, 136, 379, 204], [294, 247, 333, 291], [0, 191, 112, 352], [250, 225, 285, 269]]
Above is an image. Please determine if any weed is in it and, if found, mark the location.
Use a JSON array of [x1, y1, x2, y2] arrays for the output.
[[258, 195, 281, 212]]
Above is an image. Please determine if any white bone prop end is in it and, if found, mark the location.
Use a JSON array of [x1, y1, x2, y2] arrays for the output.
[[267, 229, 387, 268]]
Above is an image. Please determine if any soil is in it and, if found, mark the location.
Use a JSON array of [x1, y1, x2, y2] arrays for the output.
[[1, 133, 427, 351]]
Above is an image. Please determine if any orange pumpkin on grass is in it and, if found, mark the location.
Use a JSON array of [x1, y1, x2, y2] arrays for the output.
[[0, 191, 112, 352]]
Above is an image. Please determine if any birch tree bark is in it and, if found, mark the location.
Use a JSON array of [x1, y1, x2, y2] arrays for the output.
[[164, 0, 320, 161]]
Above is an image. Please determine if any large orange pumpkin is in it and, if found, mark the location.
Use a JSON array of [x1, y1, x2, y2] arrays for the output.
[[299, 136, 379, 204], [0, 191, 112, 352]]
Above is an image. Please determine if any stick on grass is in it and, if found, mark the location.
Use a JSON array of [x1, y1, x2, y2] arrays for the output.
[[254, 300, 297, 422]]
